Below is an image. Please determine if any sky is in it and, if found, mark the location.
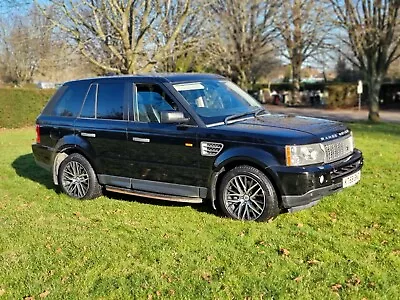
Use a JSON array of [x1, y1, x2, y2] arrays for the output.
[[0, 0, 48, 14]]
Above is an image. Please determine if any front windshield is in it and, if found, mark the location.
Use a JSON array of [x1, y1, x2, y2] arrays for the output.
[[173, 80, 262, 124]]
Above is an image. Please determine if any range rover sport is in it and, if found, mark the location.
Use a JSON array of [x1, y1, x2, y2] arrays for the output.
[[32, 73, 363, 221]]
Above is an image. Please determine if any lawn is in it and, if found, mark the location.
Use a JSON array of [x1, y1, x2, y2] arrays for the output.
[[0, 123, 399, 299]]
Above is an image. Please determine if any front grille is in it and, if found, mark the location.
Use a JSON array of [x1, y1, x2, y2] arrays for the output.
[[200, 142, 224, 157], [331, 161, 360, 180], [323, 135, 353, 163]]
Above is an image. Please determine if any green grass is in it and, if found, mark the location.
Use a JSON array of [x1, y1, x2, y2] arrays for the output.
[[0, 123, 399, 299], [0, 88, 54, 128]]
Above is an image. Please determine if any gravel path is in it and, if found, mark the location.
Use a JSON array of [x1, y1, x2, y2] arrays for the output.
[[265, 105, 400, 123]]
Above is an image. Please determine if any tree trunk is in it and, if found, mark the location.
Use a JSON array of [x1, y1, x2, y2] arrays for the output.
[[237, 69, 248, 91], [291, 61, 301, 104], [367, 76, 382, 122]]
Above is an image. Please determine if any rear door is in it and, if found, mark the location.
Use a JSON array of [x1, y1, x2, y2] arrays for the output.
[[74, 80, 129, 187]]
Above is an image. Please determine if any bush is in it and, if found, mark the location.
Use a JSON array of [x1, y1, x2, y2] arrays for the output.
[[260, 82, 360, 108], [326, 83, 358, 108], [0, 88, 55, 128]]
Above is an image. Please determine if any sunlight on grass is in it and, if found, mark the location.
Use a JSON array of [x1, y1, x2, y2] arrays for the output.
[[0, 124, 399, 299]]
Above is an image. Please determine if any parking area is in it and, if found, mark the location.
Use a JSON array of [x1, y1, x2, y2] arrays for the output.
[[265, 105, 400, 123]]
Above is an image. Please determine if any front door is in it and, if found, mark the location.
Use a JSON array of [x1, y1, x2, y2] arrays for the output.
[[126, 83, 203, 196]]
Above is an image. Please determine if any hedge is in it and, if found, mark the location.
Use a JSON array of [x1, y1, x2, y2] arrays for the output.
[[0, 88, 55, 128]]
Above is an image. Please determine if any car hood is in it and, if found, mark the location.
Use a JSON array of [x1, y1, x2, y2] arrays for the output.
[[211, 113, 350, 145]]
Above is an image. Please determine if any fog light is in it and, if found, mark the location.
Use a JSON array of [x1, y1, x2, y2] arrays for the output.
[[319, 175, 325, 184]]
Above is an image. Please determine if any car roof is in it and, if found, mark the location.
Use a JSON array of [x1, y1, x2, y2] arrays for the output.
[[64, 73, 226, 85]]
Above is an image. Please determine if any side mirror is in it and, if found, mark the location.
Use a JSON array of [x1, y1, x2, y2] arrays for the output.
[[160, 111, 190, 124]]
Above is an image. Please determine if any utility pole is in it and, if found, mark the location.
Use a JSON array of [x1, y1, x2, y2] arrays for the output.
[[357, 80, 363, 111]]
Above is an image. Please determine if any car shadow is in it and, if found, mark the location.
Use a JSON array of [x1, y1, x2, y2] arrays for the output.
[[104, 190, 215, 215], [12, 153, 215, 215], [12, 153, 56, 190]]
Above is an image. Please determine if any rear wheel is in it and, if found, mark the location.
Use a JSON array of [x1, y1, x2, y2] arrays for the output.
[[218, 165, 279, 221], [58, 153, 102, 200]]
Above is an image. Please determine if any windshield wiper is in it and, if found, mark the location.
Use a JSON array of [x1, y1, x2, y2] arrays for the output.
[[224, 109, 260, 125], [224, 108, 269, 125], [255, 108, 268, 117]]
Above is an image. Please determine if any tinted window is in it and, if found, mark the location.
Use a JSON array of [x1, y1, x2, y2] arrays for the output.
[[174, 80, 260, 124], [136, 84, 177, 123], [97, 83, 125, 120], [41, 85, 68, 116], [80, 84, 97, 118], [52, 83, 88, 117]]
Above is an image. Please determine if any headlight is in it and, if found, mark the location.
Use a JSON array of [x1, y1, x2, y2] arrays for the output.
[[285, 143, 325, 166]]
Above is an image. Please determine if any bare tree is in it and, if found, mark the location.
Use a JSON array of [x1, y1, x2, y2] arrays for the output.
[[274, 0, 331, 103], [37, 0, 203, 75], [388, 50, 400, 78], [207, 0, 277, 90], [156, 7, 209, 72], [0, 5, 89, 84], [0, 8, 54, 84], [330, 0, 400, 122]]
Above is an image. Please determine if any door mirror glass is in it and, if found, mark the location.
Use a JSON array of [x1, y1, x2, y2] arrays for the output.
[[160, 111, 189, 124]]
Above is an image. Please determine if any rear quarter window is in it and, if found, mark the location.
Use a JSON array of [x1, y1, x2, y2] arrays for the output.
[[43, 82, 89, 118]]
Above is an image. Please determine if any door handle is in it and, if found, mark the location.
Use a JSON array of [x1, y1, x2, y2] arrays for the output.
[[132, 137, 150, 143], [81, 132, 96, 138]]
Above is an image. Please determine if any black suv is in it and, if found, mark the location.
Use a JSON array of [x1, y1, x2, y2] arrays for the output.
[[32, 74, 363, 221]]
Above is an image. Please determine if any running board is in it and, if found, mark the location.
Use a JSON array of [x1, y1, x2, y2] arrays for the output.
[[105, 186, 203, 204]]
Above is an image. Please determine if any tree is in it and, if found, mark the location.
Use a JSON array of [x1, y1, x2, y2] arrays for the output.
[[156, 9, 209, 72], [38, 0, 203, 75], [208, 0, 277, 90], [0, 4, 90, 84], [335, 56, 363, 82], [0, 8, 53, 84], [330, 0, 400, 122], [273, 0, 332, 103], [387, 52, 400, 79]]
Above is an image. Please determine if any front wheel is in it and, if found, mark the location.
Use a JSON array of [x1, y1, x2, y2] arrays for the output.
[[218, 165, 280, 222], [58, 153, 102, 200]]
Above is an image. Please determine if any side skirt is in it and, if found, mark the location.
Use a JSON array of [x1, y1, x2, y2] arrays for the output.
[[105, 186, 203, 204], [98, 174, 208, 203]]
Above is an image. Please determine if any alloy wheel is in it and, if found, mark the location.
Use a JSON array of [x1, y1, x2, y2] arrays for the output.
[[61, 161, 90, 198], [223, 174, 267, 221]]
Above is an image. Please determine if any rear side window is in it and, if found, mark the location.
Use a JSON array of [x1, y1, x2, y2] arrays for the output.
[[96, 82, 125, 120], [51, 83, 88, 117], [80, 84, 97, 119]]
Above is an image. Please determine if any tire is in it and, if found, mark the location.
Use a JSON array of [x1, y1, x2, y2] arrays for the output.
[[58, 153, 102, 200], [218, 165, 279, 222]]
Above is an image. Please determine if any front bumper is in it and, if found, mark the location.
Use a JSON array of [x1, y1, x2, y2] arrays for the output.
[[273, 149, 363, 212]]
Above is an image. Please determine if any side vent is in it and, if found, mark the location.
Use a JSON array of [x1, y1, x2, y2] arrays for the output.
[[200, 142, 224, 157]]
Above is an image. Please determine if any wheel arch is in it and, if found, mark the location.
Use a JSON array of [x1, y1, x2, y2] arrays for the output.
[[52, 136, 99, 185], [209, 147, 284, 210]]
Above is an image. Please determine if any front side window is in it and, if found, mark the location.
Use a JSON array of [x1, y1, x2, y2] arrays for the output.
[[173, 80, 261, 124], [135, 84, 177, 123], [96, 83, 125, 120]]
